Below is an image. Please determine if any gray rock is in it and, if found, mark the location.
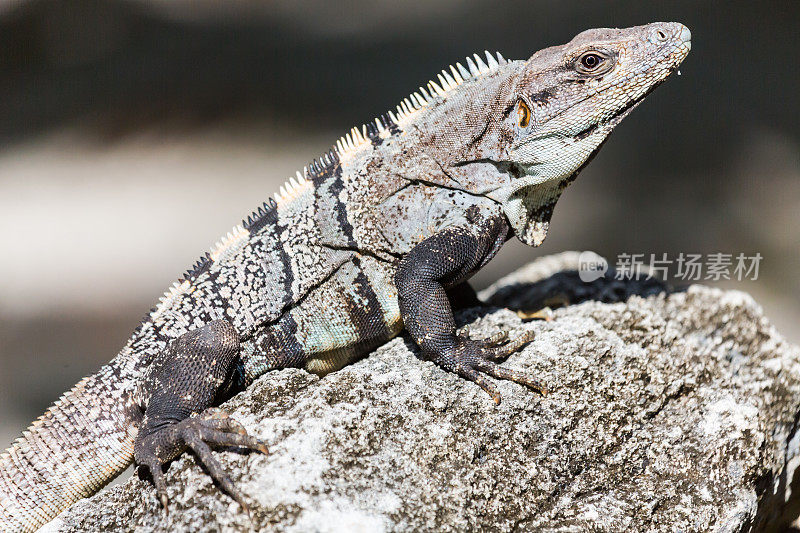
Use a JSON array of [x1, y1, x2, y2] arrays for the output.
[[47, 252, 800, 532]]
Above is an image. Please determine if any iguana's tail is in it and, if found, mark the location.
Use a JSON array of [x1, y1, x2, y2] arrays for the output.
[[0, 364, 139, 532]]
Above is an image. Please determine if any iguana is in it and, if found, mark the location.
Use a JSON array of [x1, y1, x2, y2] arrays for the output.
[[0, 22, 690, 531]]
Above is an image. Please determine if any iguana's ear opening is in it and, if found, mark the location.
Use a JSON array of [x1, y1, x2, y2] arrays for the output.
[[490, 176, 564, 247]]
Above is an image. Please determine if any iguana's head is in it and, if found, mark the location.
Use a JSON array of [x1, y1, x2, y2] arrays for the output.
[[493, 21, 691, 245], [494, 22, 690, 245], [506, 22, 691, 170], [420, 22, 691, 246]]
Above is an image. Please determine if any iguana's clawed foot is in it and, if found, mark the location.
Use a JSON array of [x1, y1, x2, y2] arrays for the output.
[[443, 329, 546, 404], [136, 409, 268, 515]]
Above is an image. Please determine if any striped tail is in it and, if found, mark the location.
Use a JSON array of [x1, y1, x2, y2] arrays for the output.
[[0, 365, 139, 532]]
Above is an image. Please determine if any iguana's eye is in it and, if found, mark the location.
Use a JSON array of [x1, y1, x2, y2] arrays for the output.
[[575, 51, 612, 75], [517, 100, 531, 128], [581, 53, 601, 69]]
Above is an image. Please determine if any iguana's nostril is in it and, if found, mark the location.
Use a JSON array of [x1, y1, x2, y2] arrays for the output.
[[649, 26, 671, 45]]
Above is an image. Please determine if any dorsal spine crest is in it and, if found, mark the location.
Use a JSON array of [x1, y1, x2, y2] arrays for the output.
[[162, 50, 508, 314], [175, 49, 510, 299]]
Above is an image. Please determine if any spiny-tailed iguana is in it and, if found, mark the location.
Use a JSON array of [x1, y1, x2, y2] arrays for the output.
[[0, 22, 690, 531]]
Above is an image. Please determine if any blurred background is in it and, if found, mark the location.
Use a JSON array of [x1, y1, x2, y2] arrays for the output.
[[0, 0, 798, 449]]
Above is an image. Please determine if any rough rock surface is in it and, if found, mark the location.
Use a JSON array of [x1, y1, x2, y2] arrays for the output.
[[46, 252, 800, 532]]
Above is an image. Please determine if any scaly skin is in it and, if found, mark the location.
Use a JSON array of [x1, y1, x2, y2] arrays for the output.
[[0, 22, 690, 531]]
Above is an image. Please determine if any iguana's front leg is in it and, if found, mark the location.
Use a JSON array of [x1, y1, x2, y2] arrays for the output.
[[134, 320, 267, 513], [395, 218, 547, 404]]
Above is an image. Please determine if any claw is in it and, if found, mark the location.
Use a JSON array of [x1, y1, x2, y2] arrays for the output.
[[145, 459, 170, 511], [160, 494, 169, 514]]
